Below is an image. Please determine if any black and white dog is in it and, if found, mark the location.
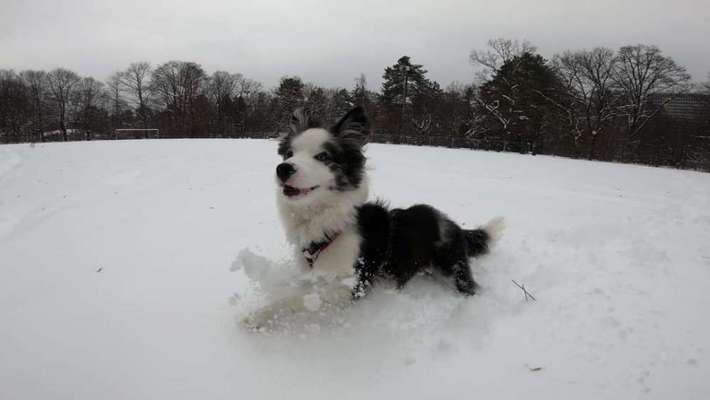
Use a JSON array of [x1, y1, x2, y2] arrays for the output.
[[246, 107, 503, 327]]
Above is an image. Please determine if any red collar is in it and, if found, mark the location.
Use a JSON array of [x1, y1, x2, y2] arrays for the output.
[[302, 232, 340, 268]]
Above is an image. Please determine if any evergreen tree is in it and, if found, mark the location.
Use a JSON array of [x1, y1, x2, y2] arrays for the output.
[[381, 56, 429, 108], [274, 76, 305, 132], [0, 70, 32, 142], [303, 84, 328, 123], [331, 88, 353, 121], [380, 56, 439, 135], [476, 52, 565, 153], [437, 82, 477, 139]]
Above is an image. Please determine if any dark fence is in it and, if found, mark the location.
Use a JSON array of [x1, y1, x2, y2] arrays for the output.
[[370, 134, 534, 153]]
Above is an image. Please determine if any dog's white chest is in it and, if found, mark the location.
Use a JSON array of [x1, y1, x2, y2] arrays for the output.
[[307, 230, 360, 278]]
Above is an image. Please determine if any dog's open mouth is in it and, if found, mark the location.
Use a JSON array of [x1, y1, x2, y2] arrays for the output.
[[282, 185, 320, 198]]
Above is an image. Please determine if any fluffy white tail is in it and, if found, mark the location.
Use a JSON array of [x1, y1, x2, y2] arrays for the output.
[[482, 217, 506, 249]]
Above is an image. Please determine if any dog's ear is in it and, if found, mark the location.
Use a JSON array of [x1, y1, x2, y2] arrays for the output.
[[287, 107, 322, 137], [331, 107, 369, 146], [289, 107, 309, 135]]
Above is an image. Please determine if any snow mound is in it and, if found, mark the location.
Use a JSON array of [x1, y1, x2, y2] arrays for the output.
[[230, 245, 519, 344]]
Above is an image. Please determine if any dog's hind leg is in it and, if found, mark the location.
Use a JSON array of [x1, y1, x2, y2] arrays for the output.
[[433, 226, 478, 296], [451, 260, 478, 295]]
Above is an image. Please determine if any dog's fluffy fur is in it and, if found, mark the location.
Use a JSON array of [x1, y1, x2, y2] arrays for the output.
[[245, 107, 503, 327]]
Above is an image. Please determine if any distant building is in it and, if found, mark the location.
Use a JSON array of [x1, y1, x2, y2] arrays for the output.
[[648, 93, 710, 121]]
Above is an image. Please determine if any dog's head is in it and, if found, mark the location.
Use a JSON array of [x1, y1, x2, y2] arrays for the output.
[[275, 107, 369, 204]]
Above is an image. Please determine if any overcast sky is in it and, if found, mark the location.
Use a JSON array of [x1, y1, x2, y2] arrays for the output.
[[2, 0, 709, 89]]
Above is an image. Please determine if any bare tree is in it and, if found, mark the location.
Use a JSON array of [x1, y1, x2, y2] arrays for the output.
[[470, 38, 537, 81], [207, 71, 240, 133], [612, 44, 691, 137], [209, 71, 238, 98], [234, 76, 261, 99], [46, 68, 81, 141], [151, 61, 207, 136], [233, 76, 262, 133], [106, 73, 127, 120], [74, 77, 108, 139], [19, 70, 48, 142], [118, 62, 152, 128], [76, 77, 105, 108], [554, 47, 620, 158], [352, 73, 372, 110]]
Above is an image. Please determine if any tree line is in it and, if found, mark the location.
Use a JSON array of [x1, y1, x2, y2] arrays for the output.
[[1, 39, 709, 170]]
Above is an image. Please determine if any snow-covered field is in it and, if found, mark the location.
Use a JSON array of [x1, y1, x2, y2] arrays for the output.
[[1, 139, 709, 400]]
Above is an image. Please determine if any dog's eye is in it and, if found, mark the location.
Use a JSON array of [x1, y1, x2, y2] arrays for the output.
[[284, 150, 294, 159], [314, 152, 331, 162]]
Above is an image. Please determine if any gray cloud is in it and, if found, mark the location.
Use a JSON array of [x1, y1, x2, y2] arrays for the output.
[[2, 0, 708, 88]]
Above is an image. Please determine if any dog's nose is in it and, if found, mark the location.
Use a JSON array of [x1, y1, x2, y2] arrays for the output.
[[276, 163, 296, 182]]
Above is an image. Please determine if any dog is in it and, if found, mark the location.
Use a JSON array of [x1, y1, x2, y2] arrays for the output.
[[244, 106, 504, 328]]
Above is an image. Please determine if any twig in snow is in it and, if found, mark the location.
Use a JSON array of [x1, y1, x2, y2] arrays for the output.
[[512, 280, 536, 302], [524, 363, 544, 372]]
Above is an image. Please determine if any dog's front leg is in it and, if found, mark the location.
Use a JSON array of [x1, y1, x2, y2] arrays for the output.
[[243, 282, 354, 330], [351, 272, 372, 299], [243, 294, 309, 329], [351, 258, 382, 299]]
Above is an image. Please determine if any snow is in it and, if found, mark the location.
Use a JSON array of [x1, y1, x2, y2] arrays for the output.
[[1, 139, 709, 399]]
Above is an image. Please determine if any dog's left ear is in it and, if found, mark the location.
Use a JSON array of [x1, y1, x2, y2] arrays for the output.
[[332, 107, 370, 146]]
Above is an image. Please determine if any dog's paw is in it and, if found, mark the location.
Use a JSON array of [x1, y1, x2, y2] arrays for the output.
[[241, 315, 266, 331], [241, 310, 278, 331], [241, 303, 296, 331], [302, 293, 322, 312]]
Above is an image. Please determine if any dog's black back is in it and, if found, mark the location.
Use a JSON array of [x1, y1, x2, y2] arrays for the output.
[[353, 201, 494, 297]]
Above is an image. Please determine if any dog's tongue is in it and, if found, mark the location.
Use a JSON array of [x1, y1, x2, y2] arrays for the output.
[[283, 186, 301, 197], [283, 185, 318, 197], [284, 185, 313, 197]]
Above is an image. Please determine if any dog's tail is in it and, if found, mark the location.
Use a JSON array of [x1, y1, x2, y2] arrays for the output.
[[464, 217, 506, 257]]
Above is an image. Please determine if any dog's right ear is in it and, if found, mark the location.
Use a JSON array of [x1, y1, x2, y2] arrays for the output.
[[289, 108, 309, 135]]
